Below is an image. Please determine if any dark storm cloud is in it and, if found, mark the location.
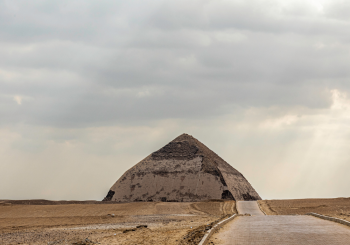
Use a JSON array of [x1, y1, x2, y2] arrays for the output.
[[1, 0, 350, 127]]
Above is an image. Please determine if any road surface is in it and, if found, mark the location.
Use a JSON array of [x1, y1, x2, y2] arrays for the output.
[[236, 201, 264, 216], [209, 201, 350, 245]]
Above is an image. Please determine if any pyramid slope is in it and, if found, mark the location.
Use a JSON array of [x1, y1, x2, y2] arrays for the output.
[[104, 134, 261, 202]]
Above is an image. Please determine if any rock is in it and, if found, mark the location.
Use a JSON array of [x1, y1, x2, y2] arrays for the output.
[[136, 225, 148, 228]]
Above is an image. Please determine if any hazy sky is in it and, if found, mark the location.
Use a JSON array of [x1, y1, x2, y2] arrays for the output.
[[1, 0, 350, 201]]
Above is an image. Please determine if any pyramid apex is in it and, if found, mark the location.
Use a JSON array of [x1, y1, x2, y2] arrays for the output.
[[178, 133, 192, 137], [172, 133, 196, 142]]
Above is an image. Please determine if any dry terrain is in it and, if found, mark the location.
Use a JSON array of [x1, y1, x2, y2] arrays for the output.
[[0, 200, 236, 245], [259, 198, 350, 220]]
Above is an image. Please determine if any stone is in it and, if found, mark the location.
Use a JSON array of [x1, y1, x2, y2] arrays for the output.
[[103, 133, 261, 202]]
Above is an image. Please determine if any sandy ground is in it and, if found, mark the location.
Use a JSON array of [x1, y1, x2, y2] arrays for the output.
[[258, 198, 350, 220], [0, 200, 236, 245]]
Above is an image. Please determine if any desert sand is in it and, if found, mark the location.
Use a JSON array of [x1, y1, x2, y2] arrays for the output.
[[0, 200, 235, 245], [2, 198, 350, 244], [259, 198, 350, 220]]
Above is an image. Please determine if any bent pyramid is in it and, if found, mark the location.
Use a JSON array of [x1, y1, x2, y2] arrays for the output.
[[104, 134, 261, 202]]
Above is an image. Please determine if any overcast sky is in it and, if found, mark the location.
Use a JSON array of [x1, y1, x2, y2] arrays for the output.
[[1, 0, 350, 201]]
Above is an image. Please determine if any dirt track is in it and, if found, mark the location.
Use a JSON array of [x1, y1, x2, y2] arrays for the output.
[[0, 200, 236, 245]]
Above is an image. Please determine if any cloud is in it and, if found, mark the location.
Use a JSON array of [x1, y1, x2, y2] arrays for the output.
[[13, 95, 22, 105], [1, 89, 350, 200], [325, 0, 350, 21], [1, 0, 350, 200]]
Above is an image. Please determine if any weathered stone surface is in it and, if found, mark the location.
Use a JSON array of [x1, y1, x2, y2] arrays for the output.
[[104, 133, 261, 202]]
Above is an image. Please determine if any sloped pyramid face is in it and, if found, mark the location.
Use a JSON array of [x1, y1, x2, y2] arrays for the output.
[[104, 134, 261, 202]]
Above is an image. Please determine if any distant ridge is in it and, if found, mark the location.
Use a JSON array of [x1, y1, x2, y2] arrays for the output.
[[104, 133, 261, 202]]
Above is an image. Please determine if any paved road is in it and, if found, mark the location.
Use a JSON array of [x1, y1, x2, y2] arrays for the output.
[[236, 201, 264, 216], [209, 201, 350, 245]]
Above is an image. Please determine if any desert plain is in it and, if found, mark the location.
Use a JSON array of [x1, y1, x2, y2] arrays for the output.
[[0, 198, 349, 245], [0, 199, 235, 245], [259, 198, 350, 220]]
